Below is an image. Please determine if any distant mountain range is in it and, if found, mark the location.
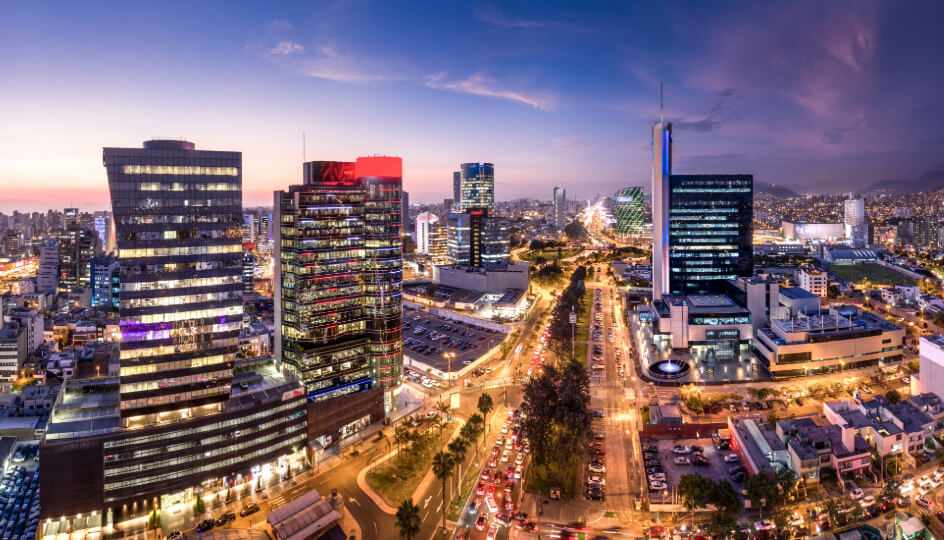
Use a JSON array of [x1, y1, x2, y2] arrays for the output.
[[863, 170, 944, 194], [755, 182, 800, 199]]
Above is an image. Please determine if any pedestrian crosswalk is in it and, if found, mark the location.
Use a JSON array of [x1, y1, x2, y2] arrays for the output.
[[267, 494, 286, 511], [464, 376, 519, 390]]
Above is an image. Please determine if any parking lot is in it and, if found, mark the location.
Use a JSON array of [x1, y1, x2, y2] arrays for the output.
[[643, 436, 743, 502], [0, 443, 40, 540], [403, 306, 506, 373]]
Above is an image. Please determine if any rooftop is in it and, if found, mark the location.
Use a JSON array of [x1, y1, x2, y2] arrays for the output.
[[780, 287, 819, 300]]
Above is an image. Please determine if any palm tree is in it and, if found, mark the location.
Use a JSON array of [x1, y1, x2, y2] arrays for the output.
[[396, 498, 422, 540], [477, 393, 495, 433], [447, 437, 470, 502], [435, 400, 450, 437], [394, 425, 409, 465], [432, 451, 456, 534]]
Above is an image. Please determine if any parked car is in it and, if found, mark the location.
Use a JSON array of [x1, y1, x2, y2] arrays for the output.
[[917, 497, 932, 509]]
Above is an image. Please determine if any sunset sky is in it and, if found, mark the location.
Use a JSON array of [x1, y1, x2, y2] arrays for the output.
[[1, 1, 942, 211]]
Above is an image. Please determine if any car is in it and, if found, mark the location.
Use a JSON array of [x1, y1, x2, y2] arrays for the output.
[[731, 472, 745, 482], [918, 497, 932, 509], [587, 475, 606, 487], [673, 445, 689, 454], [588, 462, 606, 474], [646, 526, 666, 538], [849, 488, 864, 500], [881, 499, 895, 512], [486, 523, 500, 540], [674, 456, 690, 465], [587, 487, 606, 500], [724, 454, 740, 463], [196, 519, 215, 533], [649, 480, 668, 491], [936, 511, 944, 523], [475, 514, 487, 530], [215, 511, 236, 526], [859, 495, 875, 507], [517, 521, 537, 531], [476, 482, 486, 496], [903, 377, 911, 384], [481, 468, 492, 480], [648, 473, 666, 482], [494, 513, 511, 527], [167, 531, 183, 540], [754, 520, 774, 531], [728, 465, 745, 475], [469, 497, 480, 514], [787, 512, 804, 527]]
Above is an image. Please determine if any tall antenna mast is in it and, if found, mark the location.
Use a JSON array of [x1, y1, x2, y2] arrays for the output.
[[660, 82, 664, 124]]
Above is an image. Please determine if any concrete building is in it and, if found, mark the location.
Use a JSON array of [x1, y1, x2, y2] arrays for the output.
[[36, 240, 59, 294], [433, 262, 529, 294], [728, 416, 789, 478], [777, 287, 822, 318], [415, 211, 439, 255], [796, 268, 828, 297], [913, 334, 944, 401], [0, 325, 26, 383], [776, 417, 870, 486], [90, 255, 119, 311], [755, 306, 905, 377]]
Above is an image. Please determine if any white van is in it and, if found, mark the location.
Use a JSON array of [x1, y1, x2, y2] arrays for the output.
[[485, 495, 498, 514]]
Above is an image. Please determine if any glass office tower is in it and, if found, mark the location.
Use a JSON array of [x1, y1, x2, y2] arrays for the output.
[[614, 187, 645, 237], [104, 139, 244, 423], [458, 163, 495, 212], [274, 157, 403, 447], [552, 187, 566, 231], [667, 174, 753, 296]]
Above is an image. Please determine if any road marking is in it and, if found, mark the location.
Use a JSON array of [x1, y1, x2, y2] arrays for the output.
[[422, 511, 429, 522], [423, 495, 432, 508], [374, 521, 378, 534], [436, 500, 443, 513], [348, 497, 361, 506]]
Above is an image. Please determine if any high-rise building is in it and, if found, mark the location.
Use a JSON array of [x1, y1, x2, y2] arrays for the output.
[[458, 163, 495, 212], [442, 198, 454, 219], [844, 196, 867, 247], [651, 120, 753, 297], [796, 268, 828, 297], [415, 211, 440, 254], [553, 187, 566, 231], [64, 207, 79, 228], [613, 187, 645, 237], [90, 255, 120, 311], [667, 175, 753, 296], [105, 139, 245, 419], [274, 157, 403, 447], [57, 226, 97, 292], [242, 249, 255, 295], [93, 211, 115, 254], [651, 121, 673, 299], [36, 240, 59, 293], [452, 172, 461, 210], [40, 140, 307, 526], [446, 210, 509, 267], [428, 221, 449, 265]]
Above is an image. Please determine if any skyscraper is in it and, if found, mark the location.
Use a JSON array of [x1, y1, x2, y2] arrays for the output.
[[458, 163, 495, 212], [452, 172, 461, 210], [274, 157, 403, 447], [651, 120, 753, 297], [667, 174, 753, 295], [553, 187, 566, 231], [40, 140, 307, 524], [651, 121, 672, 299], [105, 139, 244, 419], [613, 187, 644, 237], [402, 190, 410, 232]]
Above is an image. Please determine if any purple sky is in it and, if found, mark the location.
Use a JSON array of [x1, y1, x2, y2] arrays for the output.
[[0, 1, 942, 212]]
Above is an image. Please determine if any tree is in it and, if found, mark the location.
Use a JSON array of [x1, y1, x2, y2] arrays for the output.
[[772, 510, 791, 537], [477, 393, 495, 431], [679, 474, 715, 524], [396, 498, 422, 540], [193, 495, 205, 515], [432, 451, 456, 533], [885, 389, 902, 404], [435, 400, 450, 437], [712, 480, 739, 513], [776, 468, 799, 503], [743, 474, 778, 515]]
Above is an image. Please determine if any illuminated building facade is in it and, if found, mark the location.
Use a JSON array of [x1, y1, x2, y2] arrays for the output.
[[274, 157, 403, 448], [458, 163, 494, 212], [614, 187, 644, 237], [446, 210, 509, 268], [667, 174, 753, 296], [40, 140, 307, 526]]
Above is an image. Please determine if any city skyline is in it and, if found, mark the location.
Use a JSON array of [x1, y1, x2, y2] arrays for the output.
[[2, 1, 944, 211]]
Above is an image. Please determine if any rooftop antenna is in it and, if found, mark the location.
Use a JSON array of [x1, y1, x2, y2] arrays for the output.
[[660, 82, 664, 124]]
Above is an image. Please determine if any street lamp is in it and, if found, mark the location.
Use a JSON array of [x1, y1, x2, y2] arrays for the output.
[[443, 352, 456, 385]]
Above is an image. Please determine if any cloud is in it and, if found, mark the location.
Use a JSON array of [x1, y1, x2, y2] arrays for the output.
[[553, 137, 589, 151], [425, 72, 556, 111], [268, 41, 305, 55], [474, 6, 589, 33], [714, 88, 736, 97]]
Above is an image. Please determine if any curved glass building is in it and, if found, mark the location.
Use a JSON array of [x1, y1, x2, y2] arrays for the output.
[[614, 187, 644, 237]]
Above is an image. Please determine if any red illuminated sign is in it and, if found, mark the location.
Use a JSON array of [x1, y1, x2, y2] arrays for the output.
[[355, 156, 402, 178]]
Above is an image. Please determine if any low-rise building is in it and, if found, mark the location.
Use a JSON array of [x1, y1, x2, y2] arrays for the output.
[[776, 417, 870, 486], [755, 306, 905, 377], [796, 268, 828, 297], [728, 416, 789, 478]]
